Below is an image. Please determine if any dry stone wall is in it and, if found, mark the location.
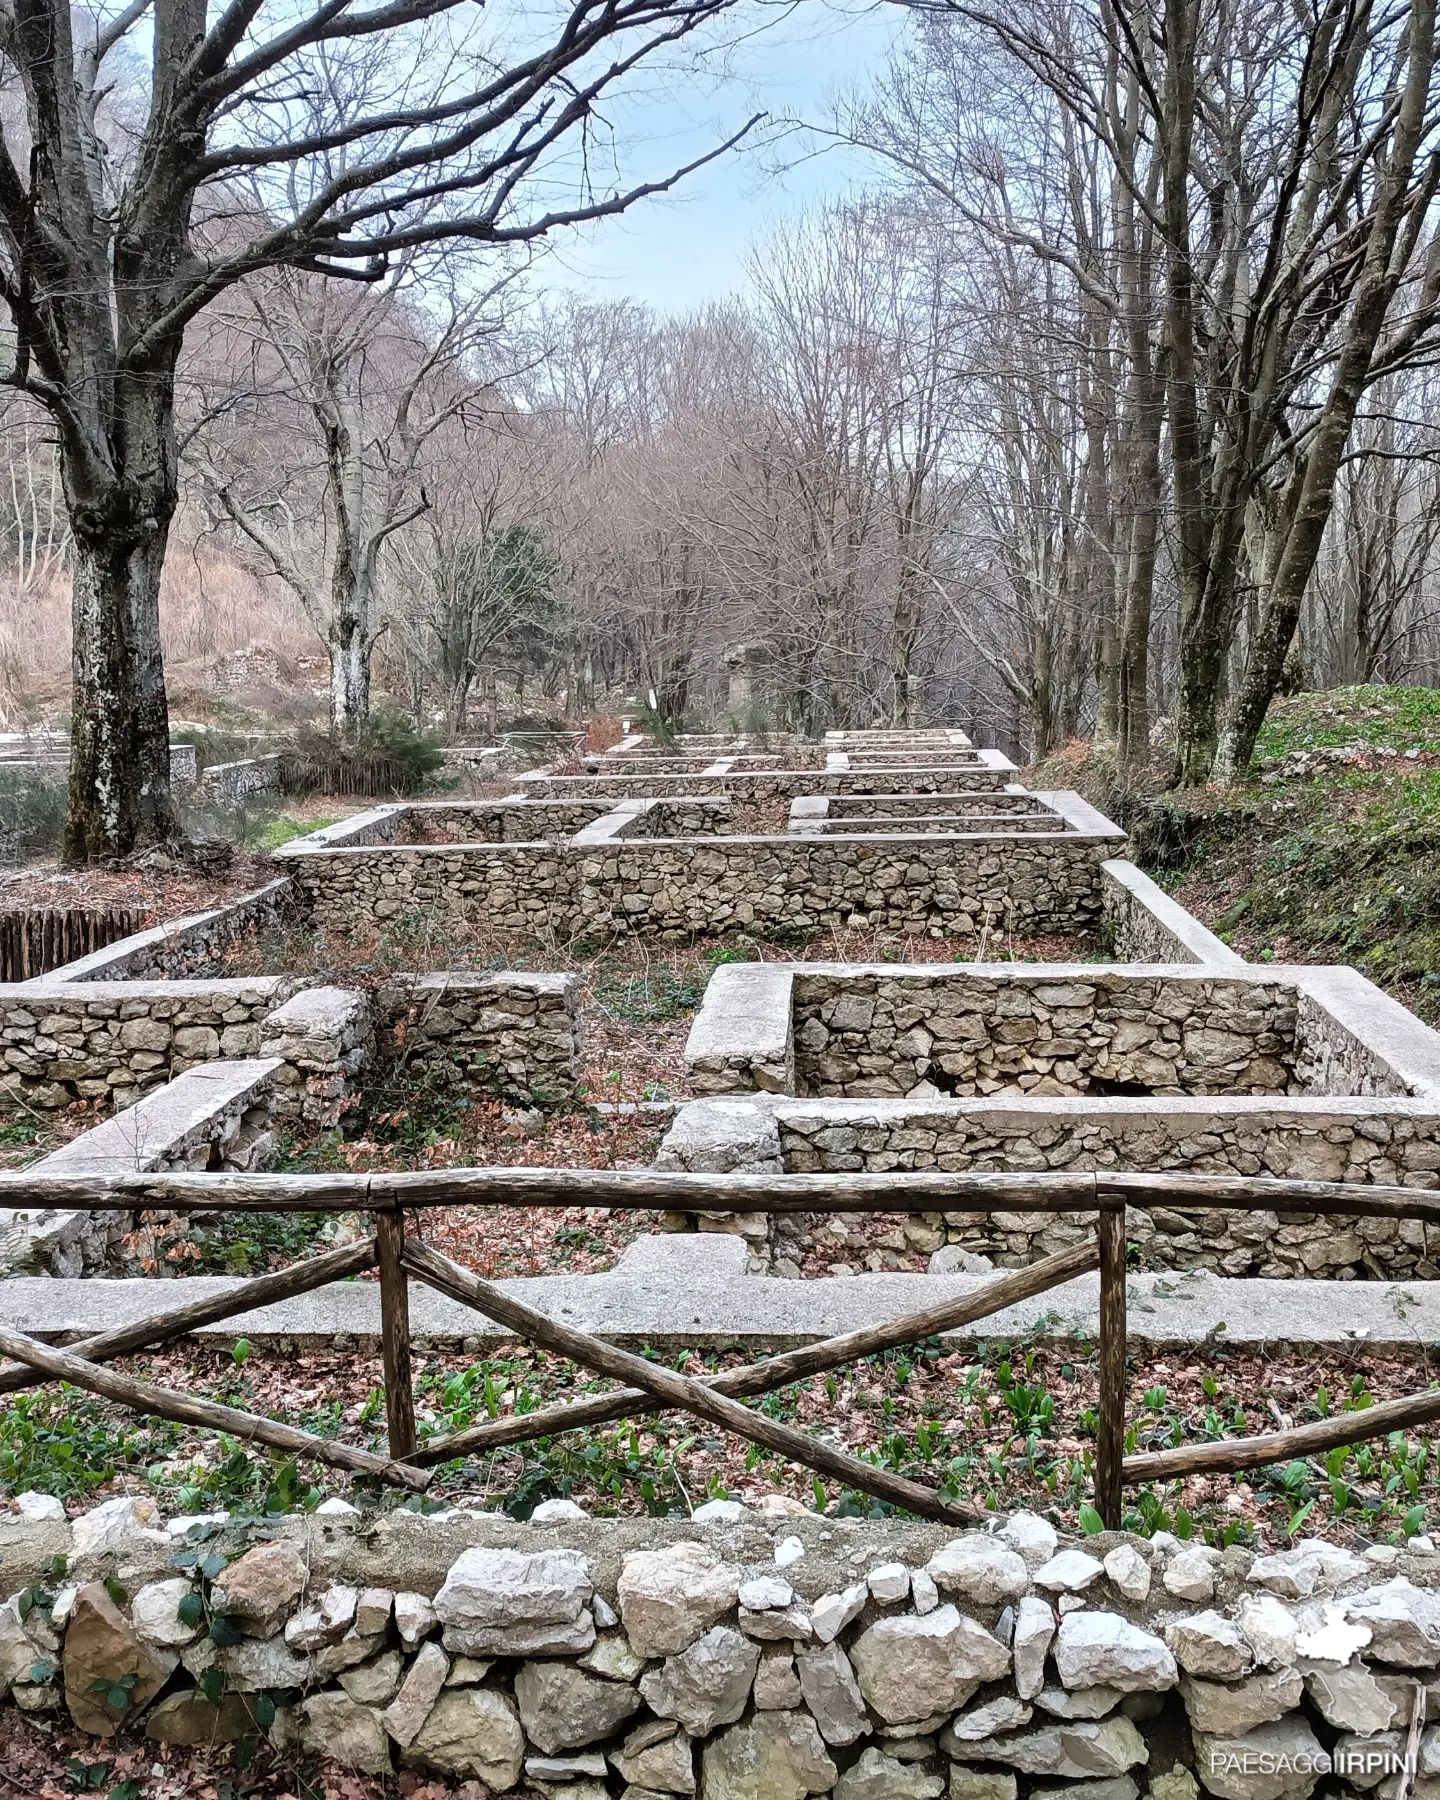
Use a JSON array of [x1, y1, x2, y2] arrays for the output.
[[682, 1093, 1440, 1277], [297, 806, 406, 849], [41, 879, 296, 983], [813, 814, 1060, 837], [260, 986, 373, 1128], [1291, 989, 1421, 1099], [588, 752, 771, 775], [513, 761, 1018, 803], [685, 962, 1432, 1107], [1, 1501, 1438, 1795], [822, 795, 1047, 821], [279, 808, 1124, 941], [616, 798, 739, 837], [1, 858, 584, 1118], [0, 977, 287, 1110], [836, 750, 993, 770], [825, 728, 974, 747], [575, 832, 1119, 939], [787, 968, 1297, 1099], [282, 841, 572, 930], [1100, 863, 1243, 968], [410, 799, 622, 842], [197, 753, 285, 804], [379, 970, 581, 1104]]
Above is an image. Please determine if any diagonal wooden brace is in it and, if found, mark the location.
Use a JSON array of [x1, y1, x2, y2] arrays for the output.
[[415, 1239, 1099, 1465], [0, 1320, 429, 1492], [0, 1237, 378, 1398], [402, 1237, 984, 1526]]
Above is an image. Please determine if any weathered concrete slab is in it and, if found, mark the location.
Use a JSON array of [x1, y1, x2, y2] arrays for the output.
[[0, 1231, 1434, 1354], [32, 1059, 279, 1173]]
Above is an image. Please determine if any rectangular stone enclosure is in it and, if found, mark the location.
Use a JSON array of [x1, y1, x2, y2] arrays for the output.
[[667, 958, 1440, 1277], [513, 749, 1019, 802], [275, 791, 1126, 939], [683, 960, 1440, 1101]]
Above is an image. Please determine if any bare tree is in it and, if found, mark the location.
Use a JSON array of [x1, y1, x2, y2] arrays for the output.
[[195, 262, 510, 734], [0, 0, 760, 858], [838, 12, 1161, 761], [859, 0, 1440, 781]]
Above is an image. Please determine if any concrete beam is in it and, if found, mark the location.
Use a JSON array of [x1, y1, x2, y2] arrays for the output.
[[1, 1230, 1435, 1354]]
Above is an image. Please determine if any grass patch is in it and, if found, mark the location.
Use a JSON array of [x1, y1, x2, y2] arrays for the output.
[[1255, 683, 1440, 757], [1034, 686, 1440, 1023], [250, 814, 338, 851], [1164, 765, 1440, 1014]]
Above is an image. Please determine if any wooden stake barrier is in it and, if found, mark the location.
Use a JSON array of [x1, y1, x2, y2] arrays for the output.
[[9, 1164, 1440, 1226], [1095, 1206, 1127, 1528], [0, 1321, 429, 1491], [0, 906, 144, 982], [376, 1212, 417, 1460], [0, 1166, 1106, 1215], [416, 1239, 1099, 1465], [1103, 1170, 1440, 1227], [402, 1237, 984, 1526], [3, 1160, 1439, 1512]]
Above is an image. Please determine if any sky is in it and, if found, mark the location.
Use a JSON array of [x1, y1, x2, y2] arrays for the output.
[[534, 3, 904, 315]]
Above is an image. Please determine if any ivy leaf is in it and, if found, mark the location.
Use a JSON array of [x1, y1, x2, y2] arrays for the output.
[[176, 1592, 205, 1629], [200, 1551, 228, 1582], [199, 1666, 226, 1704], [208, 1613, 244, 1647], [253, 1692, 277, 1729], [1077, 1504, 1106, 1535], [28, 1658, 55, 1684]]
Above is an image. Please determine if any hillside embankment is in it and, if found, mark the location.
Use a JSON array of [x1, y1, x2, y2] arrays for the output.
[[1031, 684, 1440, 1023]]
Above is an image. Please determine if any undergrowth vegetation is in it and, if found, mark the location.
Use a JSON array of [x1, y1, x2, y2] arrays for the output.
[[116, 1209, 333, 1279], [1037, 683, 1440, 1020], [276, 710, 445, 798], [1, 1333, 1433, 1553]]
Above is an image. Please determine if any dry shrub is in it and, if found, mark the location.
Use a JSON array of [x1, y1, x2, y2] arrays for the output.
[[585, 714, 624, 751], [0, 539, 318, 726]]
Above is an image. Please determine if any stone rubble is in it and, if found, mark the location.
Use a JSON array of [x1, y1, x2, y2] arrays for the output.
[[7, 1497, 1440, 1797]]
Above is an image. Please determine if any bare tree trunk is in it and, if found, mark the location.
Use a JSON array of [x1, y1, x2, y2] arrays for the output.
[[892, 542, 923, 725], [329, 614, 373, 739], [61, 325, 183, 865], [1118, 372, 1163, 764], [1217, 0, 1439, 780], [65, 515, 180, 862], [818, 588, 852, 728]]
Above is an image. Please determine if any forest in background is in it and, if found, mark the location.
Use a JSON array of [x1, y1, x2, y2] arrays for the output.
[[4, 0, 1440, 786]]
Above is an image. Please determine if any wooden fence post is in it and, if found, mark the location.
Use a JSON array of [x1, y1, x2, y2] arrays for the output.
[[1095, 1201, 1127, 1529], [376, 1208, 417, 1461]]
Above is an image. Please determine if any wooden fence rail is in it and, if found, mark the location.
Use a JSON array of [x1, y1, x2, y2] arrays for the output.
[[0, 1164, 1437, 1525]]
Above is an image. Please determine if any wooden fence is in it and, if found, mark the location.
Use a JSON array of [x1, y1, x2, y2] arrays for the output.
[[0, 906, 145, 981], [0, 1165, 1437, 1525]]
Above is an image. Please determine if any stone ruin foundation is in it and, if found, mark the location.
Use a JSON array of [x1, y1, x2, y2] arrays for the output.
[[4, 725, 1440, 1793]]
